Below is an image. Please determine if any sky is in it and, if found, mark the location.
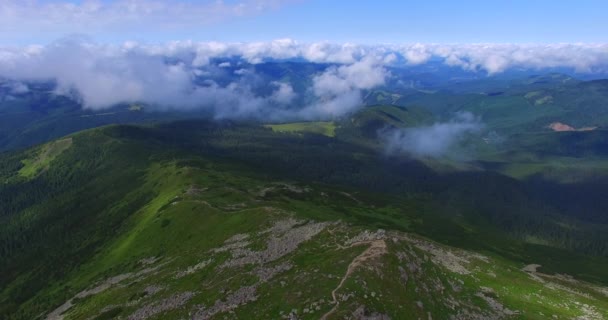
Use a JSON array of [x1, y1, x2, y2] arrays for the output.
[[1, 0, 607, 45], [1, 0, 607, 155]]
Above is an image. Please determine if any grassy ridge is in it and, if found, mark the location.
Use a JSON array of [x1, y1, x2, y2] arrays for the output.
[[1, 119, 608, 318], [4, 152, 607, 319]]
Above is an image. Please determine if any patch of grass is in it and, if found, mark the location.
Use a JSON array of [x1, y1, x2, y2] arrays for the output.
[[18, 138, 73, 178], [265, 121, 337, 137]]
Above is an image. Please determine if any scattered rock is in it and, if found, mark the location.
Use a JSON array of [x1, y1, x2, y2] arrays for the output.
[[185, 185, 208, 196], [175, 259, 213, 279], [222, 219, 329, 268], [345, 229, 387, 245], [46, 262, 166, 320], [139, 256, 160, 266], [254, 262, 293, 282], [128, 291, 195, 320], [193, 286, 258, 319], [577, 303, 603, 320], [351, 305, 391, 319], [225, 233, 250, 243], [258, 183, 309, 197], [143, 285, 164, 296], [475, 290, 518, 318], [400, 234, 487, 275], [416, 301, 424, 309]]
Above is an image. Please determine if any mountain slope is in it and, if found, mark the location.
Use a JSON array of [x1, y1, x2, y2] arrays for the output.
[[1, 121, 608, 319]]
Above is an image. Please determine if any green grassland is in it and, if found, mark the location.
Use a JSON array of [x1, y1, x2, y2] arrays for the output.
[[265, 121, 337, 137]]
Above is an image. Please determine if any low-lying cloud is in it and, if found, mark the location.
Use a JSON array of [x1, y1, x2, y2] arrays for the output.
[[0, 38, 296, 119], [0, 38, 607, 120], [1, 81, 29, 95], [302, 57, 388, 118], [382, 112, 484, 158], [0, 38, 391, 120]]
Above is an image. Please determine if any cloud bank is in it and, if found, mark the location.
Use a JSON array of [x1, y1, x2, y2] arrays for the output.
[[382, 112, 483, 158], [303, 56, 388, 118], [0, 38, 392, 119], [0, 38, 607, 120]]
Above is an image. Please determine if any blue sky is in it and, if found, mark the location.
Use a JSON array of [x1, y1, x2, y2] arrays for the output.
[[222, 0, 608, 43], [1, 1, 608, 118], [1, 0, 607, 44]]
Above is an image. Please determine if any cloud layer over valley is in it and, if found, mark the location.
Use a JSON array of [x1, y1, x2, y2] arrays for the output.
[[1, 38, 608, 120]]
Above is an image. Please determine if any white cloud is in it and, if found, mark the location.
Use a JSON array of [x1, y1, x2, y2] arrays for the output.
[[399, 43, 432, 65], [418, 43, 608, 74], [0, 37, 385, 120], [0, 38, 607, 120], [184, 39, 376, 66], [301, 42, 365, 64], [269, 81, 296, 105], [298, 90, 362, 120], [311, 57, 388, 96], [382, 112, 483, 158], [304, 56, 389, 118], [4, 81, 29, 94], [39, 39, 604, 74]]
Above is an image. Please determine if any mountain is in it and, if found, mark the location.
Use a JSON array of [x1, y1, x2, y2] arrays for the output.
[[0, 83, 210, 152], [2, 69, 608, 319], [1, 118, 608, 319], [3, 65, 608, 153]]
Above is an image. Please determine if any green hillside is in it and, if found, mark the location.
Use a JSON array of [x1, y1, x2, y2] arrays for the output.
[[1, 121, 608, 319], [391, 77, 608, 134]]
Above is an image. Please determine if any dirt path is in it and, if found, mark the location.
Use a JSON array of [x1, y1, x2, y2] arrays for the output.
[[320, 239, 387, 320]]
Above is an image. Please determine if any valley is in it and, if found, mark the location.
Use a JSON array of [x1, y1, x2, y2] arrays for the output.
[[2, 2, 608, 319]]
